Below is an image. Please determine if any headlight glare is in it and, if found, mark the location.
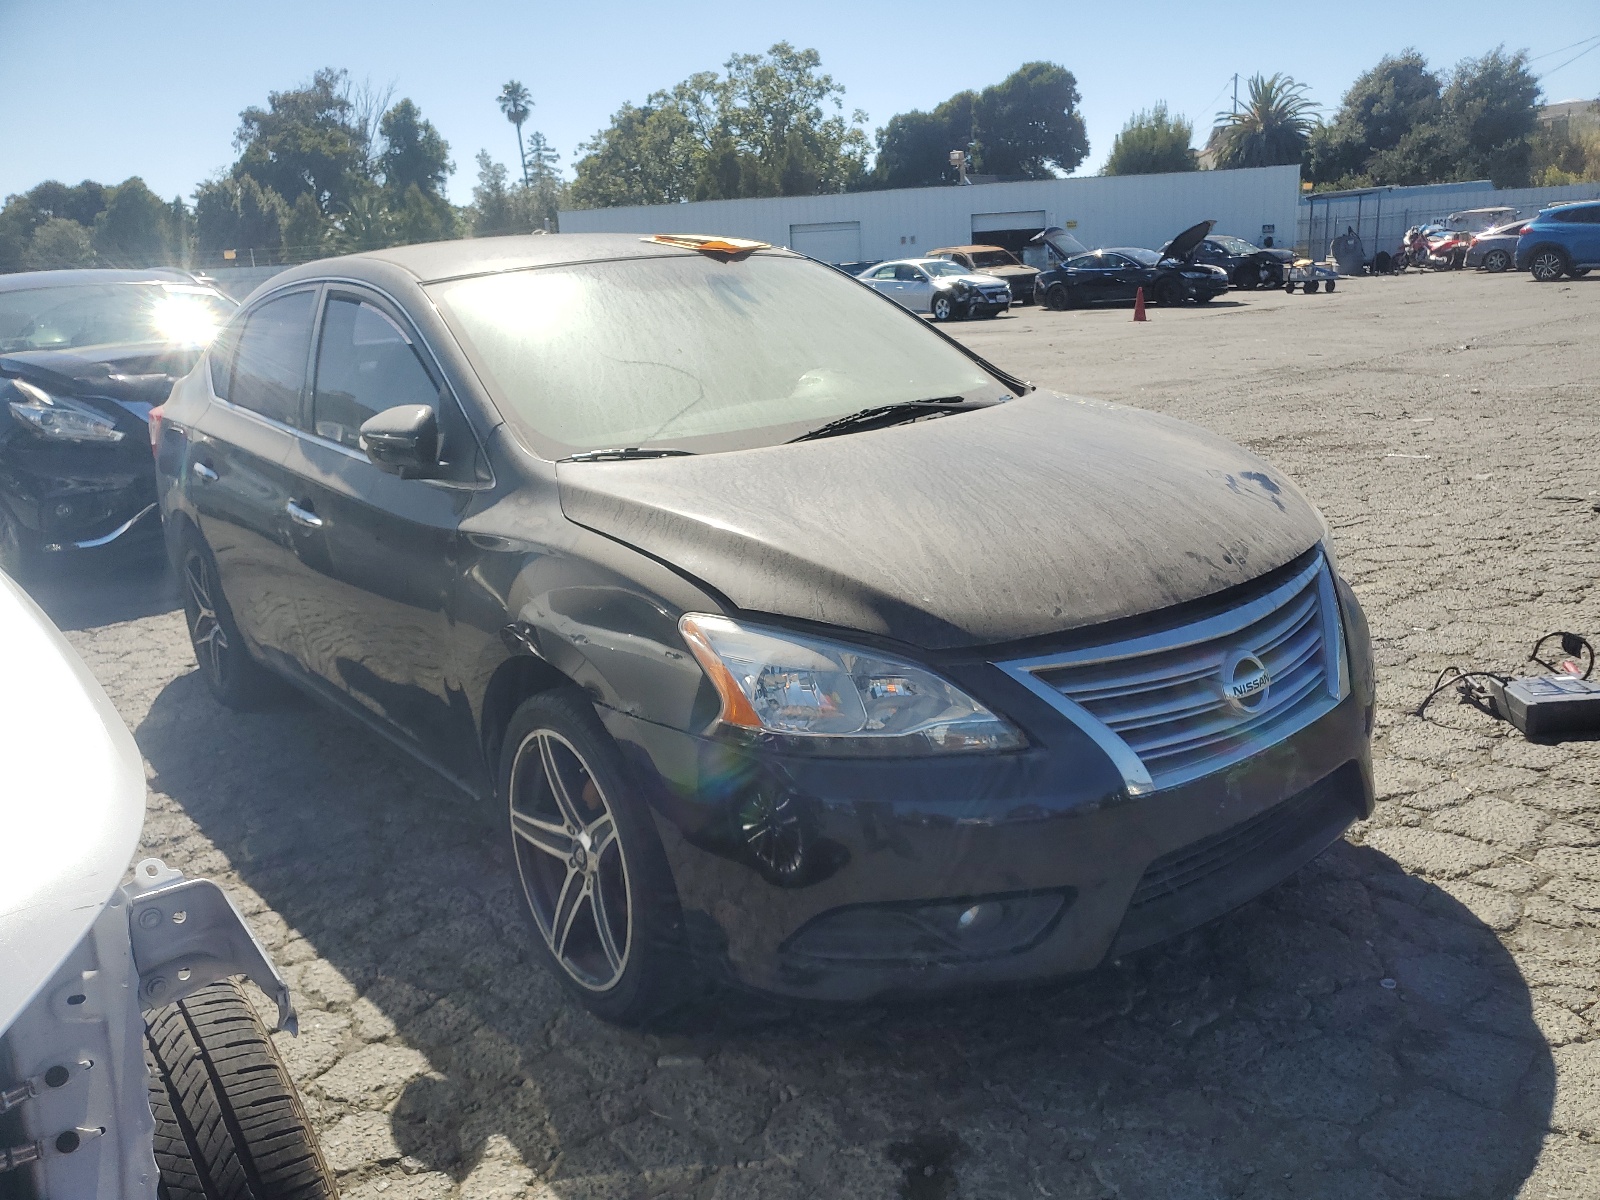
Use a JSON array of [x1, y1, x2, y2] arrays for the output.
[[679, 614, 1024, 755], [7, 380, 124, 443]]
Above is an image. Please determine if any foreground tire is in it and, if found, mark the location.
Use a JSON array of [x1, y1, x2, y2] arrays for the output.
[[1325, 280, 1336, 292], [1483, 249, 1511, 273], [1304, 280, 1320, 293], [180, 536, 282, 710], [1530, 247, 1569, 282], [145, 980, 336, 1200], [930, 294, 954, 321], [501, 690, 690, 1025], [1044, 284, 1071, 311]]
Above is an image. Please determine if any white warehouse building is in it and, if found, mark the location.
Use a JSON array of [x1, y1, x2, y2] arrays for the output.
[[559, 164, 1303, 264]]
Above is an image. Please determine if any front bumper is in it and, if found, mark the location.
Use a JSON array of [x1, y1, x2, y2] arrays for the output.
[[601, 574, 1376, 1001], [0, 432, 160, 555]]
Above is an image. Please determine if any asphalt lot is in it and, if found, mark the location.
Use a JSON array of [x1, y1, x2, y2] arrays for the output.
[[27, 269, 1600, 1199]]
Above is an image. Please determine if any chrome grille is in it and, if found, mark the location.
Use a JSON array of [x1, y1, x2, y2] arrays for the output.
[[997, 555, 1346, 794]]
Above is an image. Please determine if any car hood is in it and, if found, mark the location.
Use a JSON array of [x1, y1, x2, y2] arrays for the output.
[[557, 392, 1325, 650], [943, 272, 1011, 288], [1160, 220, 1217, 263], [1030, 227, 1090, 260], [0, 342, 202, 408], [0, 573, 146, 1032]]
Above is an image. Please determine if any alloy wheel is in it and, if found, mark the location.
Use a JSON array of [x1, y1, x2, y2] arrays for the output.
[[1531, 251, 1566, 282], [931, 296, 952, 321], [508, 730, 633, 992], [1484, 250, 1510, 273], [184, 551, 230, 689]]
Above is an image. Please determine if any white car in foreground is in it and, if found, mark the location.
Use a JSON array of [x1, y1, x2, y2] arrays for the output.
[[0, 572, 334, 1199]]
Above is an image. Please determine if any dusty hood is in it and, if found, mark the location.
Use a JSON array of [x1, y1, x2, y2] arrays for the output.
[[558, 392, 1325, 650], [0, 572, 146, 1031], [1160, 219, 1217, 263]]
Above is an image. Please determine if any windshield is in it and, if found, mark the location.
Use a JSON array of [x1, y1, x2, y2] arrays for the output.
[[968, 250, 1018, 268], [1210, 236, 1259, 255], [0, 282, 235, 354], [922, 260, 970, 278], [428, 254, 1003, 458], [1119, 248, 1161, 266]]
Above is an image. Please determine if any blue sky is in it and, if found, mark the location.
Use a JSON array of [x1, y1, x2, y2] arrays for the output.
[[1, 0, 1596, 207]]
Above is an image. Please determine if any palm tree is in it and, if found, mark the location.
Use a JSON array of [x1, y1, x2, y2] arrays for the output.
[[1211, 74, 1318, 169], [497, 80, 533, 187]]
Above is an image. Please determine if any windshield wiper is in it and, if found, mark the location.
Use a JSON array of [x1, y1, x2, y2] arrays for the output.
[[788, 397, 993, 444], [560, 446, 697, 463]]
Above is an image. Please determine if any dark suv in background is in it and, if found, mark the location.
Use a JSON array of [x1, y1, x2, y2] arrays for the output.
[[0, 268, 235, 573], [1516, 201, 1600, 281]]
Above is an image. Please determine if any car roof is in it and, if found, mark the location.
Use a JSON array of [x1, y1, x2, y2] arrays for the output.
[[267, 233, 799, 289], [929, 245, 1010, 255], [1541, 200, 1599, 212], [0, 267, 203, 293]]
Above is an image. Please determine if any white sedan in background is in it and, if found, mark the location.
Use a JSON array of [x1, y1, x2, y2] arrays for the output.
[[856, 258, 1013, 321]]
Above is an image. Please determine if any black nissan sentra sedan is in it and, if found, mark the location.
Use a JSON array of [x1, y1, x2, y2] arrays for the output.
[[153, 233, 1375, 1024], [0, 268, 235, 573]]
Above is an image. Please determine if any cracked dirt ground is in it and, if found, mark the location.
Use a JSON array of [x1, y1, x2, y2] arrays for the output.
[[25, 269, 1600, 1198]]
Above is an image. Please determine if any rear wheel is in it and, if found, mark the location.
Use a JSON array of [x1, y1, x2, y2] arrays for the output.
[[1483, 249, 1511, 273], [1530, 247, 1569, 282], [1574, 268, 1592, 278], [181, 536, 282, 710], [1325, 280, 1336, 292], [144, 979, 336, 1200], [1304, 280, 1321, 294]]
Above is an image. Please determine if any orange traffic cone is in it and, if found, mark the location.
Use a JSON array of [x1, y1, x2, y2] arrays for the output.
[[1133, 287, 1147, 321]]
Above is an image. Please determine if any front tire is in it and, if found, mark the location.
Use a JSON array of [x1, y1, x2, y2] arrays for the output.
[[930, 294, 954, 322], [145, 979, 336, 1200], [1304, 280, 1321, 294], [501, 690, 689, 1025], [1153, 278, 1184, 306], [180, 536, 282, 710], [1483, 249, 1511, 273], [1530, 247, 1569, 282], [1044, 284, 1071, 311]]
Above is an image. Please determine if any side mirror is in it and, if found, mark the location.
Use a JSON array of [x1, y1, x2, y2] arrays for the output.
[[359, 404, 440, 479]]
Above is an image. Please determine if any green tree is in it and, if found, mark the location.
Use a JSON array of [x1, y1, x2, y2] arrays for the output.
[[1306, 51, 1442, 185], [194, 174, 288, 258], [1211, 73, 1319, 169], [1103, 103, 1196, 175], [972, 62, 1089, 178], [390, 183, 455, 245], [1443, 47, 1541, 186], [569, 44, 868, 207], [1532, 103, 1600, 184], [283, 192, 330, 260], [233, 67, 365, 213], [469, 152, 522, 236], [380, 98, 453, 198], [498, 80, 533, 187], [868, 64, 1086, 188], [24, 218, 95, 270], [333, 190, 395, 252], [92, 177, 177, 266], [26, 180, 109, 227]]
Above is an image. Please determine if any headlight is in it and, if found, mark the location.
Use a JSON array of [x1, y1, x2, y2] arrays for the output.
[[7, 379, 124, 443], [678, 614, 1024, 755]]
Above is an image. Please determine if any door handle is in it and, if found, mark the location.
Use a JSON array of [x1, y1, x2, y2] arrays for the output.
[[285, 500, 323, 529], [191, 461, 218, 483]]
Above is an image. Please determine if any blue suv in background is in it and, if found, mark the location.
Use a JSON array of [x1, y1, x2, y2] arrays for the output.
[[1516, 200, 1600, 281]]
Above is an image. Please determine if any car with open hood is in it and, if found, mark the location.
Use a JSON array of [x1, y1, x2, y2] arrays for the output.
[[1031, 222, 1231, 309], [0, 570, 333, 1199], [1189, 233, 1296, 289], [855, 257, 1012, 320], [0, 269, 235, 574], [925, 245, 1041, 304], [153, 232, 1375, 1024]]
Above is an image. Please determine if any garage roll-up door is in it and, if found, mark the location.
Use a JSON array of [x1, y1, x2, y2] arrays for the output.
[[971, 211, 1046, 234], [789, 221, 861, 264]]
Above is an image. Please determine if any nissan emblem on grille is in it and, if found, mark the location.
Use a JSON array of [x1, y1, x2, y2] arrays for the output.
[[1221, 649, 1272, 712]]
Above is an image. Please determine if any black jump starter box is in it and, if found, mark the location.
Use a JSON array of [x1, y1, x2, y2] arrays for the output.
[[1485, 674, 1600, 738]]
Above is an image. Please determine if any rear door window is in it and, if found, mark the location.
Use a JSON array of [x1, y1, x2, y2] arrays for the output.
[[311, 296, 438, 449], [229, 290, 316, 427]]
